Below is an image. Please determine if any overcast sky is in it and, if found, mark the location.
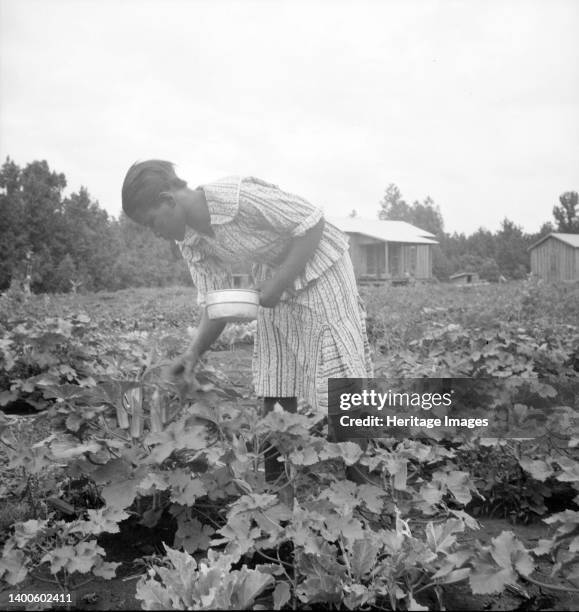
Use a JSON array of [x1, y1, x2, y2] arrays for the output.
[[1, 0, 577, 235]]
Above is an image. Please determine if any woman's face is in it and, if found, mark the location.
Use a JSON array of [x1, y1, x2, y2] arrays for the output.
[[133, 198, 187, 241]]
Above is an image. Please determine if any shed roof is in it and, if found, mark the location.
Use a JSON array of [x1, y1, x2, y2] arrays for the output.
[[528, 232, 579, 251], [327, 216, 439, 245]]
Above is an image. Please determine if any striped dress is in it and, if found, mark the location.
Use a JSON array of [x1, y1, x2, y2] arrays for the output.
[[176, 176, 374, 412]]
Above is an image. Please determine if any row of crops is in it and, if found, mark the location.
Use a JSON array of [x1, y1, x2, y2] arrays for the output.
[[0, 280, 578, 610]]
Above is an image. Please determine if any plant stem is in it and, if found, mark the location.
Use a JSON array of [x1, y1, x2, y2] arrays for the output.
[[72, 576, 95, 589], [29, 572, 60, 587], [522, 573, 579, 594], [193, 507, 222, 529], [258, 549, 293, 569]]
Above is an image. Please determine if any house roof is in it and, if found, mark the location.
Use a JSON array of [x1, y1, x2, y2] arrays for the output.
[[327, 216, 439, 245], [528, 232, 579, 251]]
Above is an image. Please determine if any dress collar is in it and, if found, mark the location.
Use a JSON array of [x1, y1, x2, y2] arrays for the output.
[[198, 176, 241, 225]]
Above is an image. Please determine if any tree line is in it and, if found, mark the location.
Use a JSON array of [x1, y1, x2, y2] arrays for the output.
[[0, 157, 577, 293], [0, 158, 190, 293]]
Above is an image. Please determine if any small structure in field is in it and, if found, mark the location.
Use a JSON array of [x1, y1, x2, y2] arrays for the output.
[[449, 272, 480, 285], [528, 233, 579, 281], [328, 217, 438, 285]]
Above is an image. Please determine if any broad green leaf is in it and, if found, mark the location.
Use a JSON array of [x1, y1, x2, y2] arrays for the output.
[[214, 514, 261, 557], [319, 481, 358, 513], [169, 474, 207, 506], [232, 568, 275, 609], [298, 573, 342, 605], [319, 441, 363, 466], [50, 438, 101, 460], [9, 442, 53, 473], [349, 538, 379, 579], [140, 507, 164, 528], [379, 530, 404, 554], [41, 545, 76, 574], [486, 531, 535, 578], [518, 458, 554, 482], [286, 508, 326, 554], [420, 483, 443, 507], [449, 509, 480, 530], [228, 493, 278, 515], [444, 470, 473, 505], [556, 457, 579, 483], [513, 550, 535, 577], [408, 595, 429, 611], [0, 390, 18, 406], [0, 547, 28, 584], [164, 544, 199, 581], [535, 383, 557, 398], [145, 423, 208, 463], [91, 458, 133, 485], [68, 541, 105, 574], [273, 581, 291, 610], [425, 519, 464, 553], [139, 471, 171, 492], [357, 484, 386, 514], [431, 550, 472, 582], [289, 446, 319, 466], [151, 546, 199, 607], [101, 479, 139, 510], [544, 509, 579, 526], [92, 561, 122, 580], [432, 567, 471, 584], [135, 576, 173, 610], [343, 584, 371, 610], [78, 507, 130, 535], [490, 531, 520, 568], [65, 413, 84, 432], [323, 513, 365, 543], [533, 538, 554, 556], [174, 517, 214, 553], [12, 519, 48, 547], [469, 564, 513, 594]]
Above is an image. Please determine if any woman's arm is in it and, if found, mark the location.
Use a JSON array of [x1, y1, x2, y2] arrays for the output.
[[168, 307, 226, 382], [259, 217, 325, 307], [186, 307, 227, 360]]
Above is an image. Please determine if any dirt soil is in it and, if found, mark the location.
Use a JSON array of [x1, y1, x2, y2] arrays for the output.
[[1, 345, 577, 611]]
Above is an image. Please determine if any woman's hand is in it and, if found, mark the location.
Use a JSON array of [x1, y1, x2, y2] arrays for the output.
[[256, 278, 285, 308], [256, 218, 324, 308], [164, 351, 199, 387]]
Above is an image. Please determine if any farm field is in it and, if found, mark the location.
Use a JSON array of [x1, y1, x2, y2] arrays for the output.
[[0, 281, 578, 611]]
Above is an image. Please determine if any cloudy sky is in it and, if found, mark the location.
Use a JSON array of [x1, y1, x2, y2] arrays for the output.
[[1, 0, 577, 235]]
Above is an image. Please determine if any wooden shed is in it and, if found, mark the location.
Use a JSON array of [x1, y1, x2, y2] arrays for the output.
[[328, 217, 438, 284], [528, 233, 579, 281]]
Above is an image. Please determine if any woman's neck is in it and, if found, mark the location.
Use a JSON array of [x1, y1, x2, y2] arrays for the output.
[[184, 187, 214, 237]]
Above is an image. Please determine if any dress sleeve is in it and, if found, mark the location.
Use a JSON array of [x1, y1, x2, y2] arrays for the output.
[[179, 242, 232, 307], [239, 177, 323, 237]]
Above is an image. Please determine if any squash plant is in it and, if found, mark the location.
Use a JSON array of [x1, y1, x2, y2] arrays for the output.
[[1, 302, 578, 609]]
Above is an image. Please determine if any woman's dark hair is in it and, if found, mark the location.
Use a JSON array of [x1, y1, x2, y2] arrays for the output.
[[121, 160, 187, 217]]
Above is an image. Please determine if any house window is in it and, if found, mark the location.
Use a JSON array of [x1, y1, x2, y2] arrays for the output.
[[363, 244, 386, 277]]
